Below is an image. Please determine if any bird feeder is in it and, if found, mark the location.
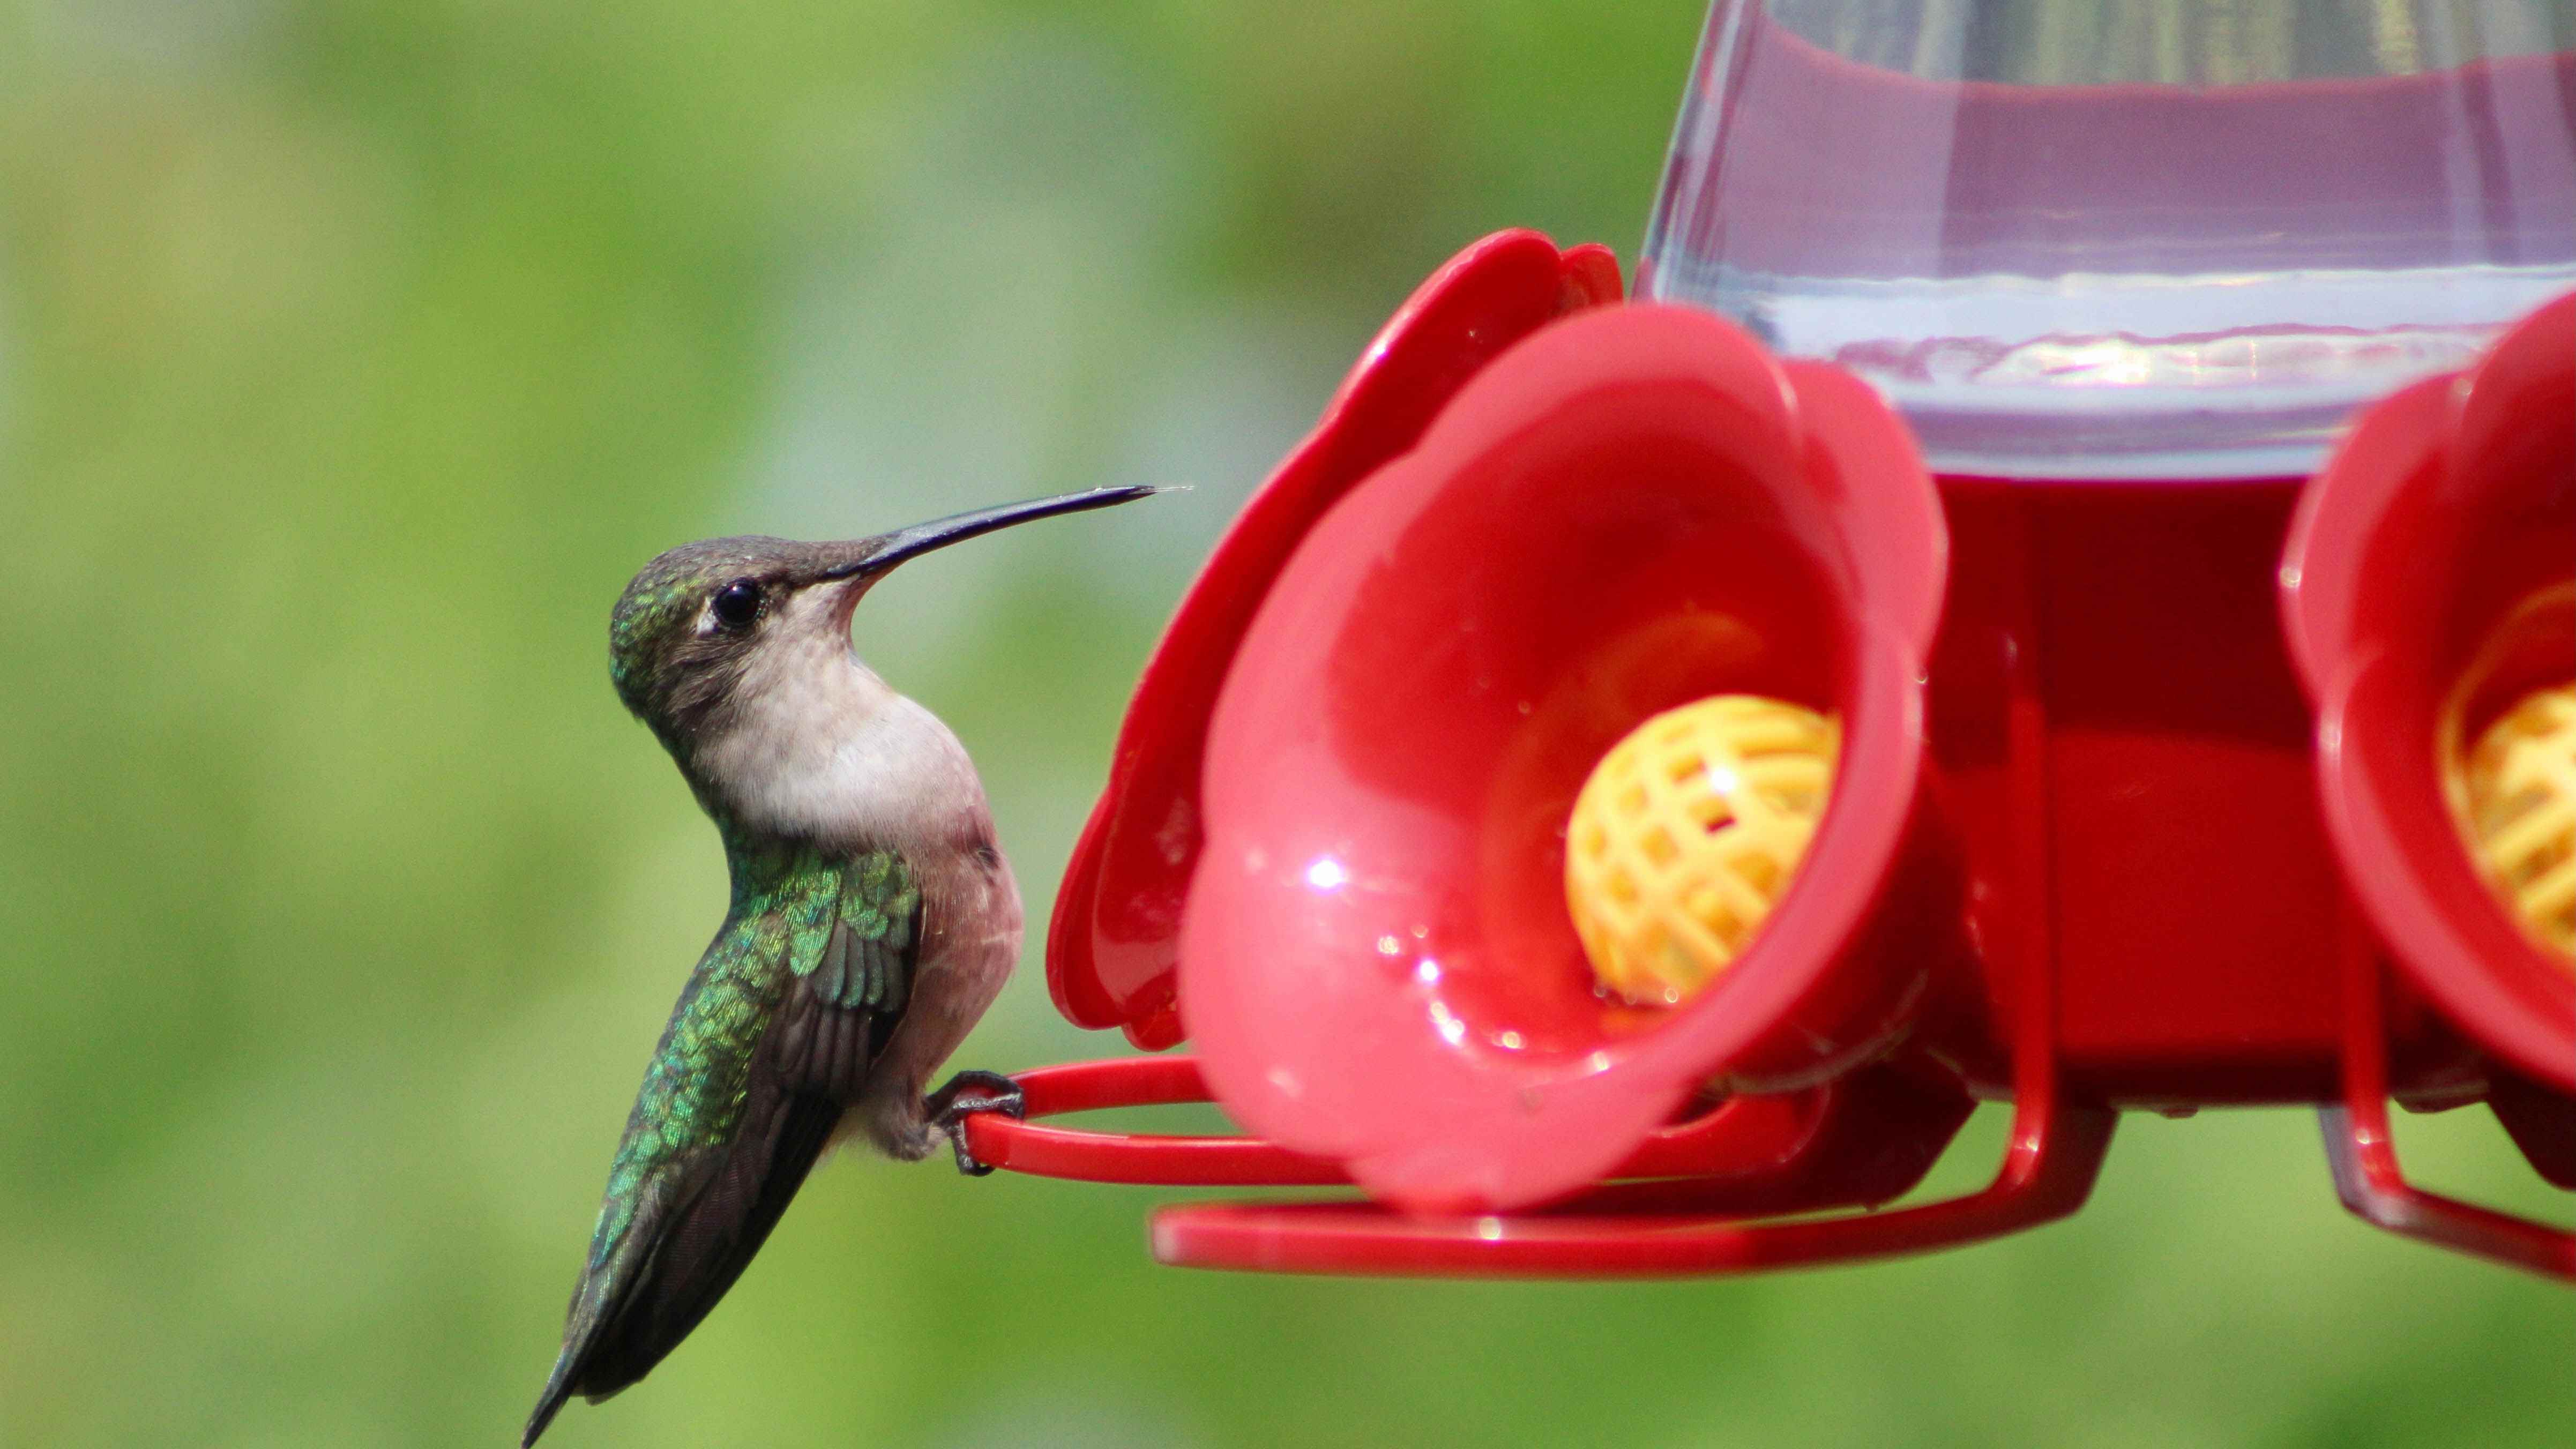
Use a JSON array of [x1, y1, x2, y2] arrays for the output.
[[962, 1, 2576, 1281]]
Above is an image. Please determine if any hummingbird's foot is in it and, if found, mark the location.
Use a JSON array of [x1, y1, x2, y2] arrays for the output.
[[925, 1070, 1024, 1177]]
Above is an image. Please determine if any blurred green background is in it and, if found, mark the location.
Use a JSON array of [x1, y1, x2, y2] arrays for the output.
[[0, 2, 2566, 1445]]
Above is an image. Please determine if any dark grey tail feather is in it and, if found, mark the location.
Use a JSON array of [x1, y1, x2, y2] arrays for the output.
[[522, 1094, 841, 1445], [520, 1364, 578, 1448], [524, 1169, 676, 1446]]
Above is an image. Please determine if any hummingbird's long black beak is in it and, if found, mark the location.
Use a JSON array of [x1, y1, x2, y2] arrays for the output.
[[818, 485, 1169, 581]]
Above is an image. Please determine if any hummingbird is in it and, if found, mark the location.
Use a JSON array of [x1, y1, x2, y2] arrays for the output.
[[525, 486, 1162, 1446]]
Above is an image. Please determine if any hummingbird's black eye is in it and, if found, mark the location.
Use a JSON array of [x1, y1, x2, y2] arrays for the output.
[[710, 579, 764, 630]]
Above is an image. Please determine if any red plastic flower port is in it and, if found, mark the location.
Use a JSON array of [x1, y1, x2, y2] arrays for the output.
[[1049, 230, 1622, 1051], [1049, 226, 1975, 1215], [2282, 290, 2576, 1097], [1176, 301, 1962, 1212], [2281, 290, 2576, 1279]]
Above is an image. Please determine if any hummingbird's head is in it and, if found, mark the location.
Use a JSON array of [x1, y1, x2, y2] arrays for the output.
[[607, 487, 1162, 758]]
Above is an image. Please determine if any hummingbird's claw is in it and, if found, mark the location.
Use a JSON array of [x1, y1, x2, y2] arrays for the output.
[[927, 1070, 1025, 1176]]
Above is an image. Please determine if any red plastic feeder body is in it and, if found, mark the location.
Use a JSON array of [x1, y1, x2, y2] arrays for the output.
[[986, 5, 2576, 1280]]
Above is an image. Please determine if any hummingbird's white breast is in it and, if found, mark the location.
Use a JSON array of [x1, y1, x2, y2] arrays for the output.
[[693, 584, 989, 855]]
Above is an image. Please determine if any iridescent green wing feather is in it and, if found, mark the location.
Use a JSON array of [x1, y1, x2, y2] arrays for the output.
[[776, 849, 921, 1089]]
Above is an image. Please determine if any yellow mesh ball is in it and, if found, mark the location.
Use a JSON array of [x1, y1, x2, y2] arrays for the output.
[[1564, 695, 1840, 1006], [2456, 682, 2576, 965]]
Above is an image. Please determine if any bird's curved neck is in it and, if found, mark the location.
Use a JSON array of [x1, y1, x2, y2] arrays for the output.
[[688, 633, 976, 861]]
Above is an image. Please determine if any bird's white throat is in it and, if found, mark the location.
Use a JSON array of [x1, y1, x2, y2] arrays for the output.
[[693, 585, 985, 850]]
